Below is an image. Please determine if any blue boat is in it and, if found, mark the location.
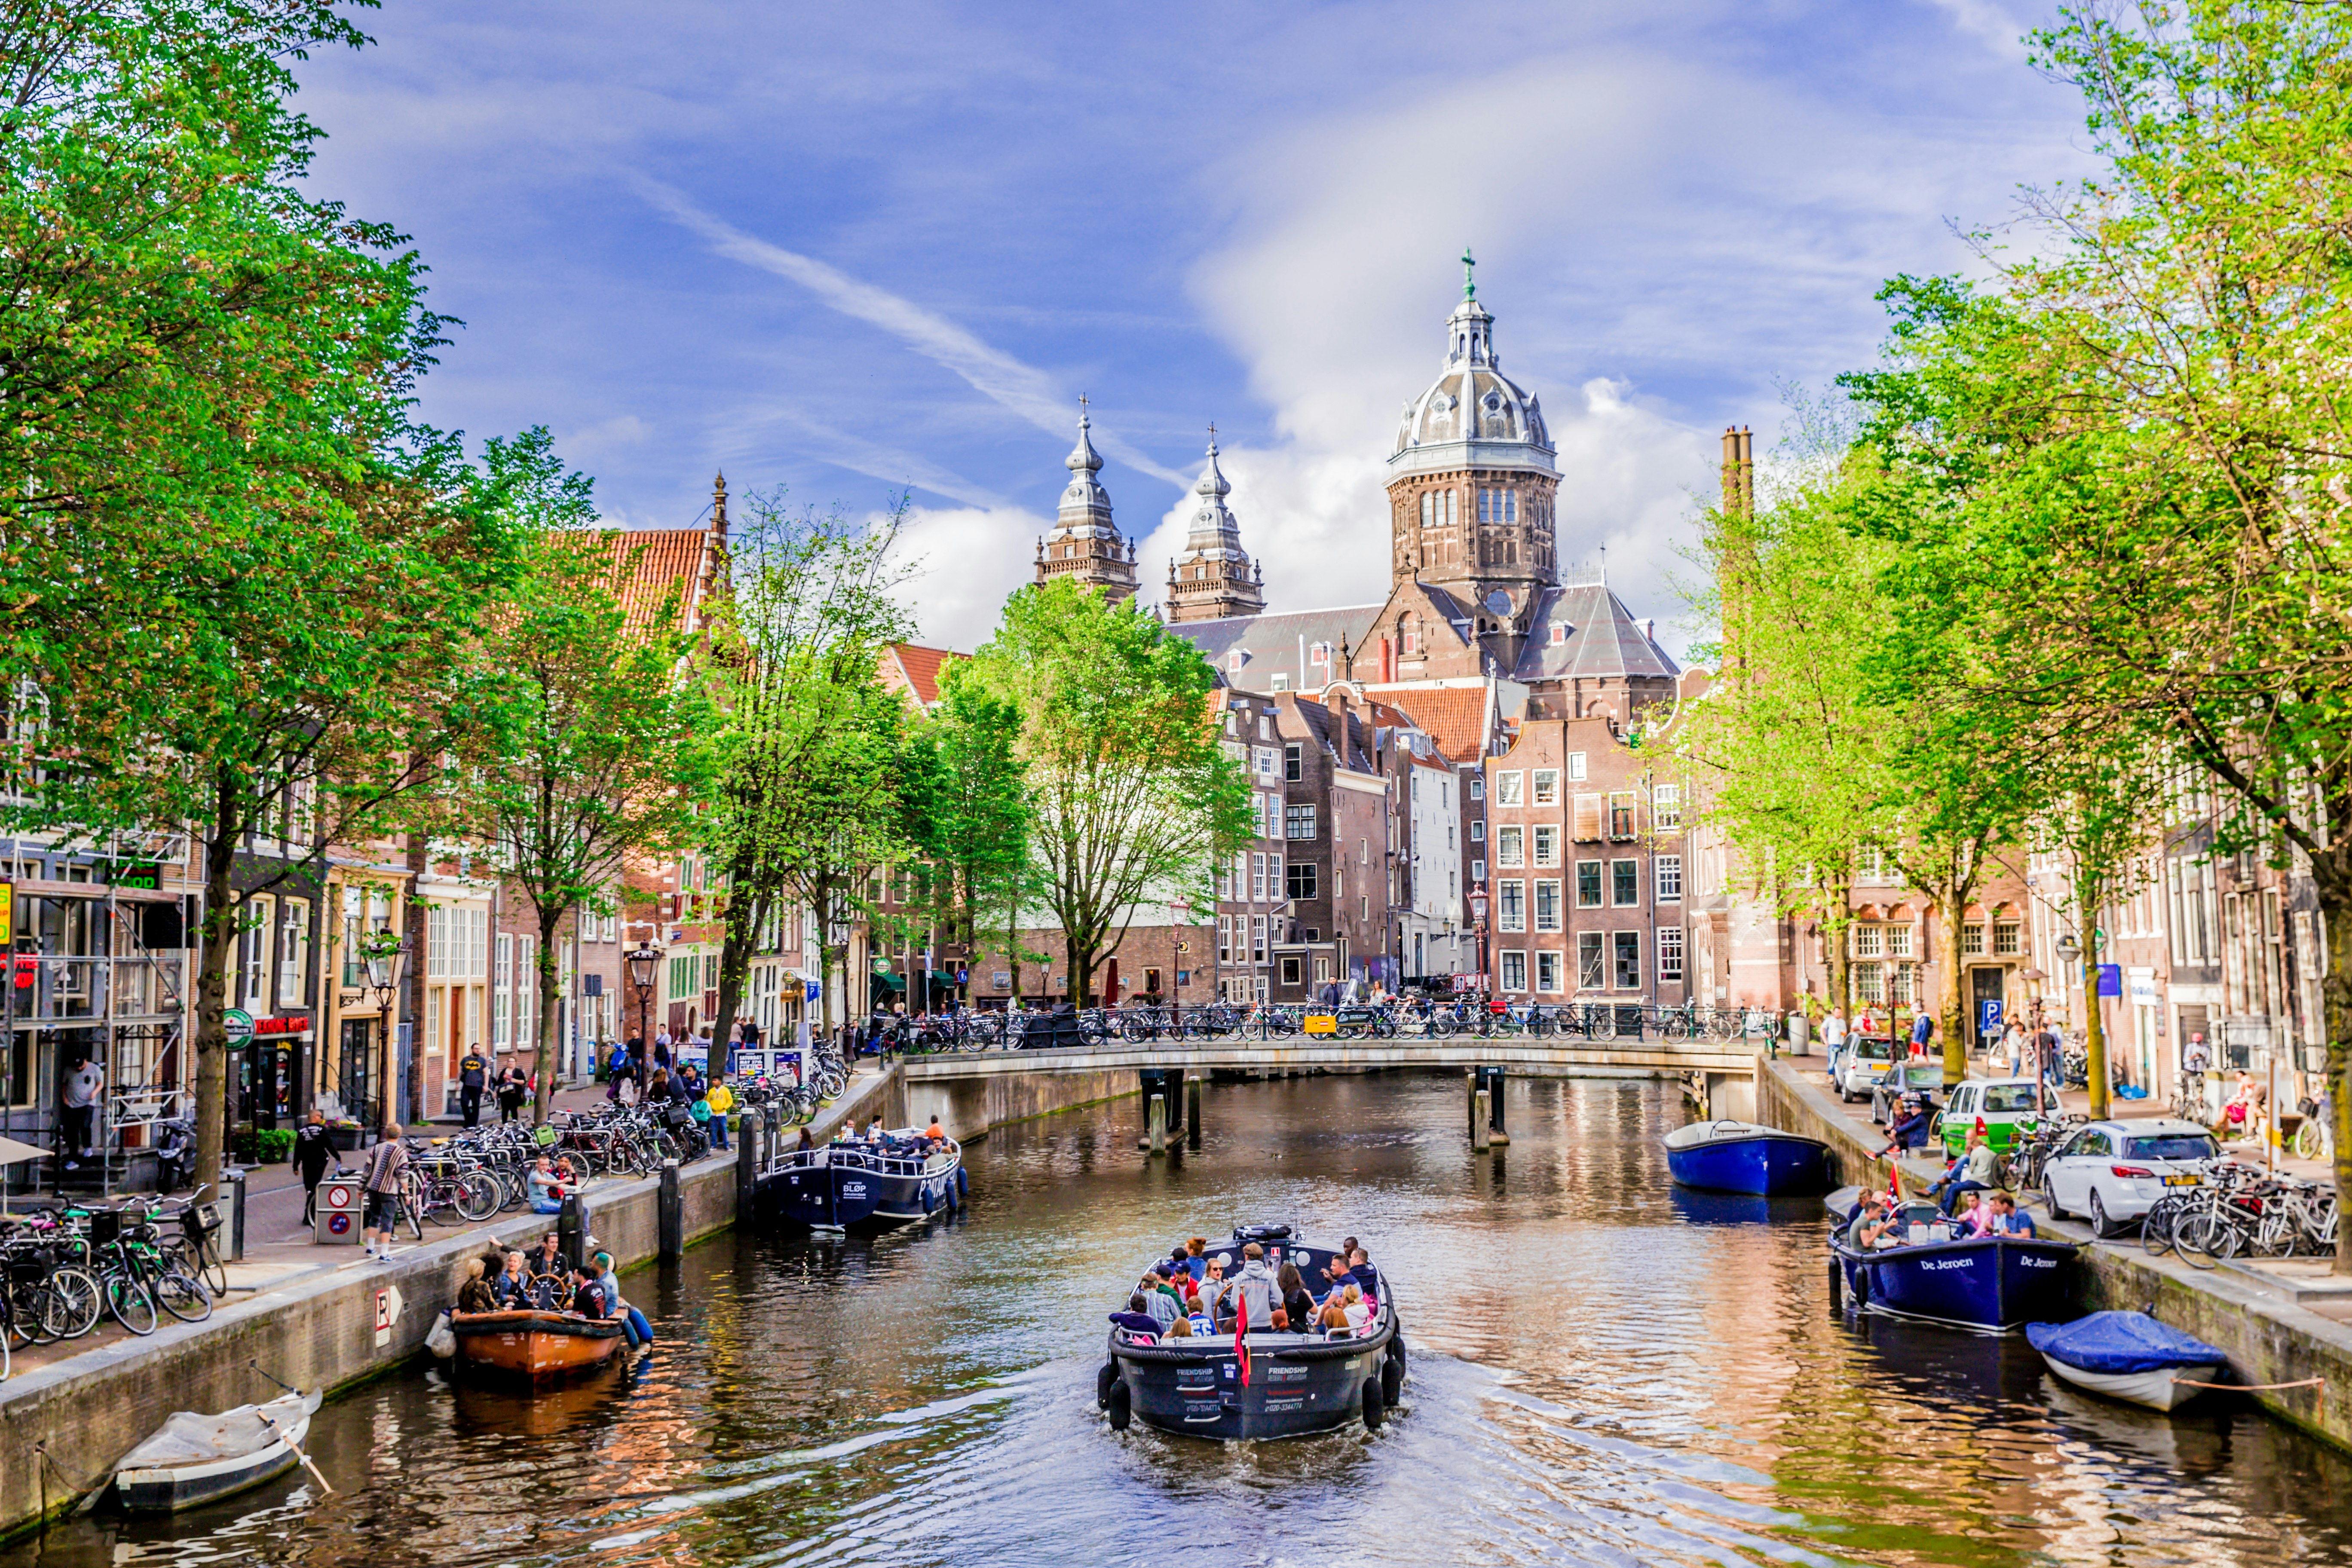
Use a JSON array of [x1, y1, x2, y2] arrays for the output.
[[1827, 1188, 2079, 1333], [760, 1131, 965, 1230], [1663, 1120, 1832, 1196]]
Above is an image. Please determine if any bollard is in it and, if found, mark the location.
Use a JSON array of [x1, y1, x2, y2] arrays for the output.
[[1186, 1075, 1202, 1150], [1468, 1069, 1482, 1133], [738, 1107, 764, 1220], [1486, 1065, 1510, 1146], [658, 1159, 683, 1263], [1472, 1090, 1491, 1150], [559, 1192, 593, 1272], [1148, 1096, 1166, 1155]]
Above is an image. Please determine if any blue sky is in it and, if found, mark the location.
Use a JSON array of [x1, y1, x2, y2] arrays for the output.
[[298, 0, 2090, 656]]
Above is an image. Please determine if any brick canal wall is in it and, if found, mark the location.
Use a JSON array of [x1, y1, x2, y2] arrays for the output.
[[1757, 1055, 2352, 1453], [905, 1066, 1137, 1144], [0, 1065, 900, 1543]]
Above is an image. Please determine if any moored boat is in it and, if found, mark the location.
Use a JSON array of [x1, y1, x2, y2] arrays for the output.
[[760, 1130, 965, 1230], [112, 1390, 321, 1513], [1665, 1120, 1832, 1195], [1826, 1188, 2079, 1334], [450, 1309, 627, 1380], [2026, 1311, 2226, 1411], [1099, 1225, 1404, 1442]]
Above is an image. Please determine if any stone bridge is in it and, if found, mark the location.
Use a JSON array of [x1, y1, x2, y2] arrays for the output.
[[897, 1039, 1762, 1144]]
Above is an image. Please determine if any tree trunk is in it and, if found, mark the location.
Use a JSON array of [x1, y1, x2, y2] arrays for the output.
[[191, 803, 241, 1197], [2082, 903, 2110, 1123], [1821, 867, 1855, 1022], [533, 905, 564, 1124], [2324, 883, 2352, 1275], [405, 838, 428, 1129], [1939, 893, 1968, 1089], [713, 875, 765, 1068]]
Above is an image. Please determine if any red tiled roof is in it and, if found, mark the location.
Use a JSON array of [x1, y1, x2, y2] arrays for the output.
[[596, 528, 714, 636], [882, 643, 964, 707], [1360, 685, 1488, 766]]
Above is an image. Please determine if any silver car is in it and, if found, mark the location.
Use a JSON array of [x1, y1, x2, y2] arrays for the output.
[[1834, 1035, 1896, 1102]]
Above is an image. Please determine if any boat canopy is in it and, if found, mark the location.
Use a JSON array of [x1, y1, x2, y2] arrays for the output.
[[2025, 1312, 2226, 1375]]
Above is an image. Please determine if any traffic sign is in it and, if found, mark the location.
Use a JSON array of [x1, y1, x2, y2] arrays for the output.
[[374, 1283, 404, 1347], [222, 1008, 254, 1043]]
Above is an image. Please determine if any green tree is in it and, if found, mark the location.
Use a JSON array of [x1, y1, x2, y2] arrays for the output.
[[900, 670, 1032, 1003], [458, 431, 717, 1122], [961, 579, 1252, 1009]]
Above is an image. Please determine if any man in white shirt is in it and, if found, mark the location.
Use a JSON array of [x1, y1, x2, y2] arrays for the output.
[[60, 1054, 102, 1167], [1821, 1009, 1848, 1089]]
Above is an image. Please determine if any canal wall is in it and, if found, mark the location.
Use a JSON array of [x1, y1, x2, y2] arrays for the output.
[[0, 1064, 901, 1543], [1756, 1055, 2352, 1454], [905, 1065, 1135, 1145]]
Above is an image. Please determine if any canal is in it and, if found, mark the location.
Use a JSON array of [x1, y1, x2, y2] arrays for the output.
[[20, 1072, 2352, 1568]]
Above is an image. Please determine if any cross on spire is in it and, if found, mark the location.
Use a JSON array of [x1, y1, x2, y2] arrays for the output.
[[1462, 247, 1476, 300]]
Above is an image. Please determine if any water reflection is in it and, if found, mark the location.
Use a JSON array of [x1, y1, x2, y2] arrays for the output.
[[17, 1072, 2352, 1568]]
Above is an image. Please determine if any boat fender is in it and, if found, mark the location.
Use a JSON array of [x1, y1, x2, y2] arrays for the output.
[[1826, 1259, 1842, 1314], [426, 1311, 456, 1360], [1851, 1262, 1870, 1310], [1381, 1339, 1405, 1405], [1097, 1362, 1118, 1410], [1362, 1374, 1386, 1431], [1107, 1378, 1131, 1431], [957, 1167, 968, 1200]]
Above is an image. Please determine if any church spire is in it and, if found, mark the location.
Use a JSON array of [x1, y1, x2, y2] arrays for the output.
[[1164, 424, 1266, 624], [1035, 396, 1136, 603]]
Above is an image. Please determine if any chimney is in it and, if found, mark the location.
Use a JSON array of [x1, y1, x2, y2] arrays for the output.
[[1326, 685, 1348, 732], [1719, 426, 1754, 516]]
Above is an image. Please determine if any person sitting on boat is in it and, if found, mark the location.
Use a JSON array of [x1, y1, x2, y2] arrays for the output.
[[492, 1251, 532, 1308], [1109, 1292, 1161, 1340], [1854, 1198, 1906, 1250], [1218, 1243, 1279, 1331], [1277, 1263, 1315, 1332], [1338, 1283, 1372, 1335], [1142, 1271, 1184, 1332], [454, 1257, 500, 1316], [867, 1115, 887, 1141], [1317, 1296, 1351, 1332], [527, 1231, 567, 1283], [1165, 1314, 1193, 1338], [1983, 1191, 2037, 1237], [1950, 1191, 1991, 1237], [594, 1250, 655, 1349], [1936, 1131, 2001, 1218], [924, 1116, 946, 1144]]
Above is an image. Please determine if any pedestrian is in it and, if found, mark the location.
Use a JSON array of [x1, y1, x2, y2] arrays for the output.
[[1909, 1010, 1934, 1060], [292, 1110, 337, 1225], [361, 1123, 410, 1262], [653, 1028, 673, 1075], [705, 1076, 732, 1152], [457, 1043, 489, 1127], [1822, 1007, 1848, 1090], [2001, 1018, 2026, 1077], [59, 1052, 102, 1170], [497, 1057, 529, 1122]]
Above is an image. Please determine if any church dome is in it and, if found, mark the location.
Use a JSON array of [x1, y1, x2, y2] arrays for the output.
[[1390, 263, 1552, 472]]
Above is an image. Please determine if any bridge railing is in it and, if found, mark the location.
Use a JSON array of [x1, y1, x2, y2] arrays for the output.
[[878, 1001, 1773, 1054]]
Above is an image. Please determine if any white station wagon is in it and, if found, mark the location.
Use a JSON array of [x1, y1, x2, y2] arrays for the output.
[[2039, 1118, 2222, 1237]]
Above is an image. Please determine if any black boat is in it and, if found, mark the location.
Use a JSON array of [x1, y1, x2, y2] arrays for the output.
[[1098, 1225, 1405, 1440], [759, 1129, 965, 1230]]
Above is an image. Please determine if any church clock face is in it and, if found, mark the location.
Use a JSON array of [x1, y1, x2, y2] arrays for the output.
[[1484, 590, 1510, 616]]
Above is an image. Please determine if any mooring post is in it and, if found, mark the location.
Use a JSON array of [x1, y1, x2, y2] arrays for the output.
[[658, 1159, 684, 1262], [1487, 1065, 1510, 1145], [1148, 1095, 1167, 1155], [1472, 1089, 1492, 1150], [737, 1107, 763, 1220], [1468, 1067, 1481, 1132], [1186, 1074, 1202, 1149]]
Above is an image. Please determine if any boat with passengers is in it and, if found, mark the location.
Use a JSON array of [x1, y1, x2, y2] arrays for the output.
[[1826, 1185, 2079, 1333], [758, 1124, 966, 1230], [1098, 1225, 1405, 1440]]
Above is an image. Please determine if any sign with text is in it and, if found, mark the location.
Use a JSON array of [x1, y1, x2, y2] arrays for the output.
[[1302, 1014, 1338, 1035]]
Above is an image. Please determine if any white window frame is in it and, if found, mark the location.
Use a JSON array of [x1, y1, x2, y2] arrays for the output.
[[1498, 879, 1525, 932], [1496, 825, 1524, 869], [1567, 752, 1587, 782], [1536, 949, 1562, 992], [1657, 926, 1684, 982], [1495, 771, 1524, 807], [1532, 769, 1559, 805], [1656, 855, 1682, 901], [1653, 783, 1681, 830], [1501, 950, 1528, 993]]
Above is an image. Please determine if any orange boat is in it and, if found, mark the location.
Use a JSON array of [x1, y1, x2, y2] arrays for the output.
[[450, 1310, 627, 1380]]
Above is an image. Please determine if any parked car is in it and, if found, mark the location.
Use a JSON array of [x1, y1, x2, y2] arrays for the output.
[[1834, 1035, 1896, 1102], [2040, 1118, 2223, 1237], [1871, 1062, 1947, 1125], [1935, 1078, 2051, 1157]]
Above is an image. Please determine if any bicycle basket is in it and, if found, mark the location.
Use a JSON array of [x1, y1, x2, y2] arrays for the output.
[[6, 1246, 53, 1279], [663, 1105, 691, 1129], [88, 1209, 122, 1246], [181, 1204, 223, 1239], [535, 1125, 559, 1147]]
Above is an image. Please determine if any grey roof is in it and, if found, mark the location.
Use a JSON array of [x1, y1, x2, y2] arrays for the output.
[[1510, 585, 1682, 683], [1170, 604, 1383, 691]]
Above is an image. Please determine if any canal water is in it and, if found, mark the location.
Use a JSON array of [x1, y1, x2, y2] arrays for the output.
[[18, 1072, 2352, 1568]]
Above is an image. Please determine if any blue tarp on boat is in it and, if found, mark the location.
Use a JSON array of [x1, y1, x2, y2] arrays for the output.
[[2025, 1311, 2224, 1374]]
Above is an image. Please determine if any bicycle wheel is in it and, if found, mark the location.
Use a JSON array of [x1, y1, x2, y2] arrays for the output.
[[456, 1175, 502, 1224], [47, 1268, 101, 1337], [2173, 1210, 2230, 1270], [2295, 1120, 2328, 1162], [2139, 1200, 2177, 1257], [4, 1281, 51, 1348], [153, 1270, 213, 1323], [104, 1274, 158, 1336]]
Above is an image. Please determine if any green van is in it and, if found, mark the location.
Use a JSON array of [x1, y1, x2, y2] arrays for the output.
[[1935, 1077, 2049, 1157]]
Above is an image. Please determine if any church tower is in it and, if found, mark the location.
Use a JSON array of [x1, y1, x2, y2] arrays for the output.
[[1164, 431, 1267, 623], [1386, 253, 1560, 671], [1034, 401, 1138, 603]]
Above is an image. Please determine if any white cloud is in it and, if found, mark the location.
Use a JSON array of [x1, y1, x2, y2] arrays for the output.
[[892, 504, 1051, 654], [1919, 0, 2030, 59]]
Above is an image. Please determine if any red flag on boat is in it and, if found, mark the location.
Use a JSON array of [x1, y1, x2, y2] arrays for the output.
[[1235, 1291, 1251, 1387]]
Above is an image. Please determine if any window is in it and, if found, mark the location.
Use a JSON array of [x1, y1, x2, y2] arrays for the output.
[[1402, 620, 1420, 655], [1469, 776, 1483, 801], [1994, 921, 2021, 956], [1612, 860, 1639, 906], [1144, 968, 1162, 995], [1886, 924, 1913, 959], [1498, 880, 1525, 931], [1856, 962, 1884, 1003], [1613, 931, 1641, 989], [494, 933, 513, 1047], [1533, 825, 1558, 866], [1501, 950, 1528, 992], [1962, 922, 1984, 956], [1550, 625, 1566, 645], [1313, 956, 1331, 984], [1578, 932, 1605, 990], [278, 897, 310, 1003], [1286, 862, 1319, 900], [1262, 792, 1282, 840], [1255, 747, 1277, 780], [1477, 487, 1518, 523], [1271, 674, 1289, 691], [1495, 825, 1524, 868], [1577, 862, 1603, 907], [1251, 916, 1268, 964], [1218, 916, 1231, 964], [1216, 863, 1232, 898], [243, 894, 274, 1013], [1567, 752, 1587, 782], [1853, 925, 1884, 959], [1534, 880, 1562, 931], [1280, 956, 1302, 986], [1471, 860, 1485, 883], [1537, 950, 1562, 992], [1532, 769, 1559, 805], [1608, 791, 1637, 839], [1657, 926, 1684, 981], [1252, 853, 1267, 901], [1656, 855, 1682, 901], [1470, 820, 1485, 842], [1286, 803, 1317, 839], [1270, 852, 1284, 894], [1258, 714, 1272, 741], [1573, 793, 1604, 841], [1495, 772, 1524, 806], [1283, 742, 1302, 781], [341, 885, 365, 987], [1653, 784, 1681, 830], [1889, 963, 1914, 1005]]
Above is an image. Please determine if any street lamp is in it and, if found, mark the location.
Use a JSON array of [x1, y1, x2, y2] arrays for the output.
[[358, 929, 407, 1136], [627, 945, 662, 1056]]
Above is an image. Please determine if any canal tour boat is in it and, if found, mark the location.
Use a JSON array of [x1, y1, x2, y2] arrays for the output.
[[1098, 1225, 1405, 1441], [2026, 1311, 2228, 1411], [1664, 1120, 1832, 1196], [1826, 1187, 2079, 1334], [111, 1390, 321, 1513], [450, 1308, 629, 1381], [760, 1128, 966, 1231]]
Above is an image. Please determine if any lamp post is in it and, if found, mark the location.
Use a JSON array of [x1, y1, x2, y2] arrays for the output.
[[358, 930, 407, 1138], [627, 945, 661, 1057]]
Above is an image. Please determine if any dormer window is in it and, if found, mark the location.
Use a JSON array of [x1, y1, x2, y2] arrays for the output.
[[1550, 624, 1566, 646]]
